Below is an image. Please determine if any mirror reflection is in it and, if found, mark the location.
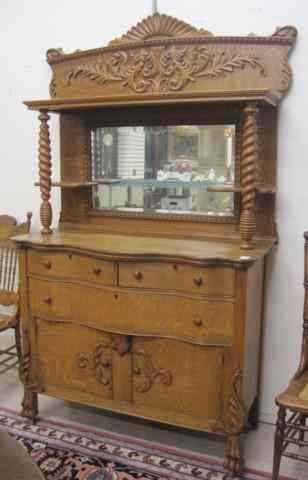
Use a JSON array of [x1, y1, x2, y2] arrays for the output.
[[91, 125, 236, 217]]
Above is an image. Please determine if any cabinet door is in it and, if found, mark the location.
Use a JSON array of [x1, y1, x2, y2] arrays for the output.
[[36, 319, 113, 399], [132, 337, 229, 429]]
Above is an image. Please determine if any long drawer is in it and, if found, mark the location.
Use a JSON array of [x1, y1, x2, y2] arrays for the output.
[[119, 262, 234, 296], [28, 250, 116, 286], [29, 278, 234, 345]]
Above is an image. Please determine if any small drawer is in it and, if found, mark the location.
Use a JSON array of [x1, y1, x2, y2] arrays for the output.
[[119, 262, 234, 296], [28, 250, 116, 286]]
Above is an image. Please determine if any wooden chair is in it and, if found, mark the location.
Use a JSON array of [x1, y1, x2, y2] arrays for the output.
[[272, 231, 308, 479], [0, 213, 32, 373]]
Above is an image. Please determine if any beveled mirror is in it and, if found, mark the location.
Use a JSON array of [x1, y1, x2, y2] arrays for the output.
[[91, 124, 236, 218]]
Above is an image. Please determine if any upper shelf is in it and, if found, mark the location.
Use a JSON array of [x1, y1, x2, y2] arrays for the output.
[[24, 13, 297, 112]]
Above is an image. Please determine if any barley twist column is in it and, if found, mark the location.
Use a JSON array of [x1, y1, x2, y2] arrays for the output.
[[240, 104, 258, 250], [38, 110, 52, 234]]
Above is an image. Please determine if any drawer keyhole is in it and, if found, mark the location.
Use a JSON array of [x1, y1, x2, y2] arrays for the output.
[[43, 261, 52, 270]]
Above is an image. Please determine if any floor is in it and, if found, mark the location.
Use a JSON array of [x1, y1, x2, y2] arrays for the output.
[[0, 333, 307, 480]]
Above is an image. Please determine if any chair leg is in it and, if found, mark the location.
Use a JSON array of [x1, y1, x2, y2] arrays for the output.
[[299, 414, 306, 443], [272, 406, 286, 480], [14, 324, 21, 363]]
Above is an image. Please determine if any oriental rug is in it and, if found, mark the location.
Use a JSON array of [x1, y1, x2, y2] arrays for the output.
[[0, 408, 291, 480]]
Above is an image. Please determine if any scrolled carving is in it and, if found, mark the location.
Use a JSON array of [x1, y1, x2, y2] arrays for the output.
[[213, 368, 245, 475], [46, 48, 64, 61], [225, 369, 246, 435], [279, 55, 292, 93], [240, 104, 258, 250], [272, 26, 298, 40], [19, 329, 39, 423], [49, 75, 57, 98], [65, 46, 266, 95], [19, 328, 31, 385], [108, 13, 213, 46], [38, 111, 52, 234], [134, 349, 173, 393], [76, 343, 111, 387]]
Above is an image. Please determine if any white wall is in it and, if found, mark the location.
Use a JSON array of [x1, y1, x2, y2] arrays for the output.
[[0, 0, 307, 421]]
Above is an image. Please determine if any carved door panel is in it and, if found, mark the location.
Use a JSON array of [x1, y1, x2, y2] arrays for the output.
[[36, 319, 113, 399], [132, 337, 229, 426]]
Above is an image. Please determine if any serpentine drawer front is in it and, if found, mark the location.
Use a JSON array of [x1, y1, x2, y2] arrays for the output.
[[119, 262, 235, 296], [29, 278, 234, 345], [28, 250, 117, 286]]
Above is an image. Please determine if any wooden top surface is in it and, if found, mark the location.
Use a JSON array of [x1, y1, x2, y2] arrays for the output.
[[12, 230, 274, 266]]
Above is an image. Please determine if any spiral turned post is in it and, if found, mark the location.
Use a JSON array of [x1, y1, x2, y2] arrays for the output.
[[240, 104, 258, 250], [38, 110, 52, 234]]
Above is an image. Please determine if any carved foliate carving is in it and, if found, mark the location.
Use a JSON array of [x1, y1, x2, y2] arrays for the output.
[[272, 26, 298, 39], [19, 328, 31, 385], [44, 14, 296, 104], [133, 350, 173, 393], [19, 329, 39, 422], [49, 75, 57, 98], [279, 56, 292, 93], [213, 369, 246, 475], [76, 343, 111, 388], [108, 13, 213, 46], [65, 46, 266, 95]]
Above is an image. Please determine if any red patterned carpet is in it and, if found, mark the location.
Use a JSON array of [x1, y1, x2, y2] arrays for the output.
[[0, 408, 290, 480]]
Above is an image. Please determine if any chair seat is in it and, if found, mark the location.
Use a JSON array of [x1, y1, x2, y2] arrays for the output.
[[276, 371, 308, 413], [0, 313, 17, 332]]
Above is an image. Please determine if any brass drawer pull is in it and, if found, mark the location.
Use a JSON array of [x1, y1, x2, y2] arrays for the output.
[[194, 318, 203, 328], [133, 271, 143, 281], [43, 296, 52, 305], [134, 367, 141, 375], [193, 276, 203, 287], [43, 261, 52, 269], [92, 267, 102, 275]]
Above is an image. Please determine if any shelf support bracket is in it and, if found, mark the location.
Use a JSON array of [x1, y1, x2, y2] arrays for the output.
[[38, 110, 52, 234], [240, 104, 258, 250]]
